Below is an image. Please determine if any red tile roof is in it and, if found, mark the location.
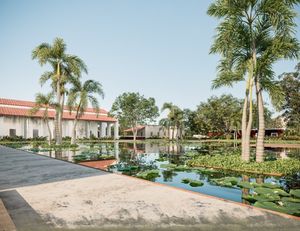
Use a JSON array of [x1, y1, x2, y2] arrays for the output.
[[0, 98, 108, 114], [0, 98, 116, 122]]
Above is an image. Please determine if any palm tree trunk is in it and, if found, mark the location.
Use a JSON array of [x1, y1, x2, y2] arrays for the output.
[[71, 119, 78, 145], [255, 80, 265, 162], [46, 118, 52, 146], [241, 94, 248, 161], [55, 83, 61, 145], [59, 93, 65, 143], [55, 63, 62, 145]]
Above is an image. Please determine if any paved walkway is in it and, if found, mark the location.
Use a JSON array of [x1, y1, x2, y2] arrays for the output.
[[0, 145, 299, 231]]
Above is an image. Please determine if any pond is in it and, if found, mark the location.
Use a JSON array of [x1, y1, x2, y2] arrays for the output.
[[5, 141, 300, 216]]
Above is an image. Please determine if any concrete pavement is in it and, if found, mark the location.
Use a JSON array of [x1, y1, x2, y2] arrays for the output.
[[0, 145, 299, 231]]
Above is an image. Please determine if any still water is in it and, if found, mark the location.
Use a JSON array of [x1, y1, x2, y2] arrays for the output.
[[8, 141, 300, 206]]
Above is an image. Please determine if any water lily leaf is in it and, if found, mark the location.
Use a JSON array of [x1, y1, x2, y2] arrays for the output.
[[210, 178, 234, 188], [181, 178, 191, 184], [282, 201, 300, 210], [254, 201, 300, 216], [281, 197, 300, 203], [252, 194, 281, 202], [272, 189, 290, 197], [254, 187, 276, 195], [189, 180, 204, 187], [237, 181, 255, 189], [136, 170, 160, 180], [160, 163, 176, 169], [261, 182, 281, 189], [174, 165, 192, 171], [290, 189, 300, 198]]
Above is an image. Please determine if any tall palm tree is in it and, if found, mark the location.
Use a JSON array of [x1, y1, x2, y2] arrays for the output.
[[29, 93, 56, 145], [32, 38, 88, 144], [67, 79, 104, 144], [161, 103, 184, 140], [208, 0, 300, 162]]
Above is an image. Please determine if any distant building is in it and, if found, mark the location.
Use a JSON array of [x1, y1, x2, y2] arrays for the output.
[[122, 125, 181, 139], [123, 125, 163, 139], [0, 98, 119, 139]]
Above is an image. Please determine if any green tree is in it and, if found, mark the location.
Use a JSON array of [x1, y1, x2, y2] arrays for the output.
[[32, 38, 87, 144], [279, 62, 300, 134], [67, 80, 104, 144], [193, 95, 241, 137], [161, 103, 184, 140], [208, 0, 300, 162], [182, 109, 199, 137], [30, 93, 56, 145], [110, 92, 159, 141]]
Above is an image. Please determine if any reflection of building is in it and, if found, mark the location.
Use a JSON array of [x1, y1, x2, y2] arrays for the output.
[[122, 142, 184, 155], [0, 98, 119, 139]]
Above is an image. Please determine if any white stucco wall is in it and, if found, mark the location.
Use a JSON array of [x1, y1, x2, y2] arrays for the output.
[[0, 115, 115, 139], [144, 125, 163, 138]]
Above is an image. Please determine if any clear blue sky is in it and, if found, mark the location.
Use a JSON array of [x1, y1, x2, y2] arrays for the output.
[[0, 0, 299, 113]]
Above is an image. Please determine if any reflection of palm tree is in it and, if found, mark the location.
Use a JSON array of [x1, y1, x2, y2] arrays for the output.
[[241, 175, 250, 205], [256, 176, 264, 185]]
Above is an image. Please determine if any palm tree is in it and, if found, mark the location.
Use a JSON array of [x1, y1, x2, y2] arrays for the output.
[[67, 79, 104, 144], [161, 103, 184, 140], [32, 38, 88, 145], [159, 118, 171, 139], [208, 0, 300, 162], [29, 93, 56, 145]]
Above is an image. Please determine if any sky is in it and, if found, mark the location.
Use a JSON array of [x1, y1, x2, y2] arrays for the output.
[[0, 0, 299, 115]]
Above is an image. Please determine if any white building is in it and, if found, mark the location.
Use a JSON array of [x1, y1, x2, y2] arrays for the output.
[[123, 125, 182, 139], [0, 98, 119, 139]]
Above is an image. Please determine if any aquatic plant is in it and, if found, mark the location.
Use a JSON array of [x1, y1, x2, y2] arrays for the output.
[[136, 170, 160, 180], [187, 154, 300, 175], [181, 178, 204, 187]]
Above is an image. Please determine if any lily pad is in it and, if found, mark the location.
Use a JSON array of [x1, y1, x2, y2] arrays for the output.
[[181, 178, 191, 184], [254, 187, 275, 195], [237, 181, 256, 189], [281, 201, 300, 210], [252, 194, 281, 202], [272, 189, 290, 197], [254, 201, 300, 216], [281, 197, 300, 203], [290, 189, 300, 198], [174, 165, 192, 171], [160, 163, 176, 169], [189, 180, 204, 187], [136, 170, 160, 180], [196, 168, 218, 175], [261, 182, 281, 189], [210, 178, 234, 188]]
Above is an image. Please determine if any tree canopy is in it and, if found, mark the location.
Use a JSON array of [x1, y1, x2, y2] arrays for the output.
[[110, 92, 159, 141]]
